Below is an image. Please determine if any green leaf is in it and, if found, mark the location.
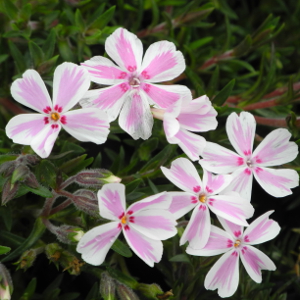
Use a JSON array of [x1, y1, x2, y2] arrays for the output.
[[96, 6, 116, 30], [8, 40, 26, 73], [2, 0, 18, 20], [138, 138, 158, 161], [58, 39, 76, 62], [206, 65, 219, 98], [1, 218, 46, 263], [36, 160, 57, 188], [37, 55, 59, 75], [169, 253, 191, 263], [0, 54, 9, 64], [60, 155, 94, 175], [42, 28, 56, 60], [59, 293, 81, 300], [149, 0, 159, 28], [87, 3, 105, 28], [232, 34, 252, 57], [185, 66, 205, 97], [0, 245, 11, 255], [19, 277, 37, 300], [189, 37, 213, 50], [107, 267, 138, 289], [22, 184, 53, 198], [213, 79, 235, 106], [0, 230, 25, 247], [75, 9, 85, 32], [147, 178, 159, 194], [84, 282, 99, 300], [125, 179, 142, 194], [0, 154, 17, 164], [0, 206, 12, 231], [29, 41, 44, 67], [111, 239, 132, 258]]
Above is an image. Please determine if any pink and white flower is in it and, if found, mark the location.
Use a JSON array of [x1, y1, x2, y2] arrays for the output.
[[161, 158, 254, 249], [76, 183, 177, 267], [187, 211, 280, 298], [6, 62, 110, 158], [80, 27, 192, 140], [152, 95, 218, 161], [200, 112, 299, 201]]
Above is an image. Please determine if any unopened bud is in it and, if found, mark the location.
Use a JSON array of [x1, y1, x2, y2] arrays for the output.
[[1, 180, 19, 205], [116, 283, 140, 300], [151, 108, 165, 121], [100, 272, 117, 300], [75, 169, 121, 188], [71, 195, 99, 218], [137, 283, 165, 299], [24, 154, 40, 165], [11, 165, 29, 184], [74, 189, 97, 201], [0, 162, 15, 177], [55, 225, 85, 243], [14, 247, 44, 271], [0, 263, 13, 300], [24, 172, 39, 189]]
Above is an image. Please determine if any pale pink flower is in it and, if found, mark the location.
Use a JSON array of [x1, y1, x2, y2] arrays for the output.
[[187, 211, 280, 298], [152, 95, 218, 161], [5, 63, 110, 158], [80, 27, 192, 140], [161, 158, 254, 249], [200, 112, 299, 201], [76, 183, 177, 267]]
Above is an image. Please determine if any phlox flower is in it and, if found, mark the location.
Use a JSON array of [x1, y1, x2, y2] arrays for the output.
[[200, 112, 299, 201], [76, 183, 177, 267], [161, 158, 254, 249], [5, 62, 110, 158], [152, 95, 218, 161], [80, 27, 192, 140], [187, 211, 280, 298]]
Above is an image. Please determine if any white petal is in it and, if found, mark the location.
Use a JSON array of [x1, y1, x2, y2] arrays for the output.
[[217, 216, 244, 240], [53, 62, 90, 112], [5, 114, 45, 145], [253, 167, 299, 197], [130, 209, 177, 240], [243, 211, 280, 245], [98, 183, 126, 221], [201, 169, 232, 195], [105, 28, 143, 72], [140, 40, 185, 82], [118, 91, 153, 140], [163, 112, 180, 138], [187, 225, 232, 256], [240, 245, 276, 283], [61, 108, 110, 144], [76, 222, 121, 266], [252, 128, 298, 167], [161, 157, 203, 194], [30, 123, 61, 158], [11, 69, 52, 113], [123, 225, 162, 267], [226, 112, 256, 157], [204, 249, 240, 298]]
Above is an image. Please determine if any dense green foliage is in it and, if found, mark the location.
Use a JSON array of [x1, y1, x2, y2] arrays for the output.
[[0, 0, 300, 299]]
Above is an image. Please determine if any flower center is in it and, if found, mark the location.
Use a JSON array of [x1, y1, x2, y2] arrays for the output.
[[121, 215, 127, 224], [199, 193, 206, 203], [129, 76, 140, 87], [234, 239, 241, 248], [51, 112, 60, 121]]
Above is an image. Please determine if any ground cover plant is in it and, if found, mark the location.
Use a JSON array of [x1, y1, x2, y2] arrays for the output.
[[0, 0, 300, 299]]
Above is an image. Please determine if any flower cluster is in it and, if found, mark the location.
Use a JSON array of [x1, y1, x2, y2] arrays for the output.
[[4, 27, 299, 298]]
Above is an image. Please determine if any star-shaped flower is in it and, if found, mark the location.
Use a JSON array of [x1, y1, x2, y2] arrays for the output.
[[76, 183, 177, 267], [200, 112, 299, 200], [6, 62, 110, 158], [187, 211, 280, 298], [80, 27, 192, 140]]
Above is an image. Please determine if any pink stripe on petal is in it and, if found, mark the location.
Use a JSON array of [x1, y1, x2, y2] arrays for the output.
[[202, 170, 231, 195], [6, 114, 45, 145], [240, 245, 276, 283], [252, 128, 298, 167], [141, 41, 185, 82], [172, 129, 206, 161], [119, 91, 153, 140], [253, 167, 299, 198], [11, 70, 52, 113], [98, 183, 126, 221], [81, 56, 128, 85], [62, 108, 109, 144], [161, 157, 203, 194], [243, 211, 280, 245], [226, 112, 256, 157], [180, 204, 211, 249], [187, 225, 232, 256], [123, 225, 162, 267], [204, 249, 239, 298], [106, 28, 143, 72], [217, 216, 244, 240], [53, 63, 90, 112]]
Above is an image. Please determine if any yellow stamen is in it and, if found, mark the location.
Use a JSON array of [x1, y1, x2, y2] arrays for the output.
[[121, 216, 127, 224], [234, 240, 241, 248], [51, 112, 60, 121], [199, 194, 206, 203]]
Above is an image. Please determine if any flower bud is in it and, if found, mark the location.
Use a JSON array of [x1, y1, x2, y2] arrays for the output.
[[14, 247, 44, 271], [56, 225, 85, 244], [116, 283, 140, 300], [71, 195, 99, 218], [1, 180, 19, 205], [137, 283, 165, 299], [0, 263, 13, 300], [75, 169, 121, 188], [74, 189, 97, 201], [100, 272, 117, 300], [24, 172, 40, 189], [11, 165, 29, 184]]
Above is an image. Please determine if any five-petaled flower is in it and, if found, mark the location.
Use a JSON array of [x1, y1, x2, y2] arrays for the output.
[[152, 95, 218, 161], [80, 27, 192, 140], [200, 112, 299, 201], [5, 62, 110, 158], [161, 158, 254, 249], [187, 211, 280, 298], [76, 183, 177, 267]]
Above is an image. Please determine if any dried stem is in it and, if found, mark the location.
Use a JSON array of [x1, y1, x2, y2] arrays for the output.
[[254, 115, 300, 127]]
